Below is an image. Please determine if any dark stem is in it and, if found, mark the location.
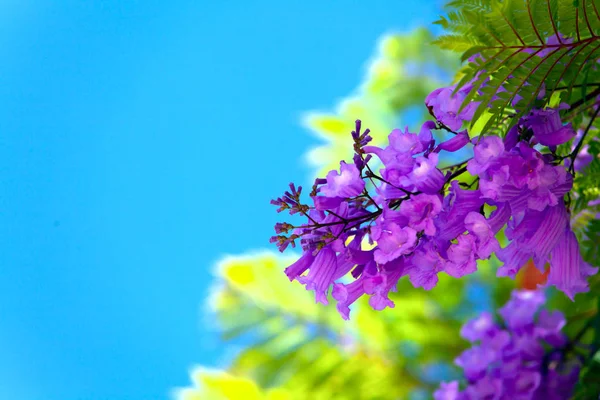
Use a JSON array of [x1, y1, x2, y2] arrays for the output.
[[298, 209, 380, 230], [572, 319, 594, 345], [434, 121, 461, 135], [568, 86, 600, 112], [569, 104, 600, 173], [366, 173, 416, 196], [555, 83, 600, 90], [461, 177, 479, 189], [568, 309, 598, 323], [483, 35, 600, 50], [447, 166, 469, 181], [361, 189, 381, 211], [326, 210, 347, 222], [441, 158, 472, 171]]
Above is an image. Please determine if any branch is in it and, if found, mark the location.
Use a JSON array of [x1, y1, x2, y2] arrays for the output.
[[570, 105, 600, 174], [568, 86, 600, 112]]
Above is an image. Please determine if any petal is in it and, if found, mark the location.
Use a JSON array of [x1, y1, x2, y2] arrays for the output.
[[436, 130, 470, 152], [535, 124, 576, 146], [433, 381, 460, 400], [487, 203, 511, 233], [547, 228, 598, 300], [498, 290, 545, 331], [460, 312, 498, 342], [504, 125, 519, 150], [284, 251, 315, 281], [312, 195, 343, 210], [497, 242, 531, 278], [332, 279, 365, 320], [298, 247, 337, 304]]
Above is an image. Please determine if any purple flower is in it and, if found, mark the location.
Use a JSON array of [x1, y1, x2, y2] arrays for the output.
[[462, 376, 502, 400], [538, 34, 573, 58], [400, 193, 443, 236], [460, 311, 498, 342], [504, 125, 519, 150], [320, 161, 365, 198], [436, 130, 470, 153], [436, 290, 577, 400], [364, 126, 430, 174], [534, 310, 566, 347], [436, 181, 485, 241], [312, 195, 344, 211], [445, 234, 478, 278], [504, 371, 541, 397], [297, 247, 337, 304], [426, 85, 478, 130], [419, 120, 436, 150], [566, 129, 597, 172], [507, 143, 545, 190], [433, 381, 459, 400], [498, 290, 545, 331], [487, 204, 511, 232], [406, 241, 444, 289], [363, 259, 405, 311], [464, 212, 500, 258], [547, 228, 598, 300], [409, 153, 446, 194], [388, 126, 426, 155], [467, 135, 505, 175], [273, 88, 598, 321], [523, 105, 576, 146], [471, 139, 573, 214], [455, 345, 497, 381], [378, 153, 415, 186], [533, 360, 580, 400], [332, 261, 376, 320], [526, 165, 571, 211], [497, 203, 568, 278], [371, 221, 417, 264], [284, 251, 315, 281]]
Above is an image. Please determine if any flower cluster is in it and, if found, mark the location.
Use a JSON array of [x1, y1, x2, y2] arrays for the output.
[[472, 131, 596, 299], [434, 290, 580, 400], [271, 84, 597, 319]]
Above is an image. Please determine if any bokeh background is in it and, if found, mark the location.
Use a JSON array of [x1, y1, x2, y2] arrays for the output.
[[0, 1, 465, 399]]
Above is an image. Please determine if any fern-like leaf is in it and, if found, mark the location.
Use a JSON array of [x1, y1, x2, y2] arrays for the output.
[[436, 0, 600, 136]]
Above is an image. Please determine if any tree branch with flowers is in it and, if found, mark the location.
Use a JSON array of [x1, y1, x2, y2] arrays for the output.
[[176, 1, 600, 399], [269, 1, 600, 398]]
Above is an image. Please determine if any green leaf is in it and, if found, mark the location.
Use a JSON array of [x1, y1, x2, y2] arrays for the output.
[[437, 0, 600, 137]]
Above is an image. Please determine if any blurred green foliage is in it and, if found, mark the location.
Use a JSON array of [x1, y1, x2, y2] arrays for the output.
[[302, 28, 460, 176], [178, 251, 508, 399], [175, 367, 292, 400]]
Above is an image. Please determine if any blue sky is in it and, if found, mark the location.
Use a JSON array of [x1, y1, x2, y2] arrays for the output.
[[0, 1, 442, 399]]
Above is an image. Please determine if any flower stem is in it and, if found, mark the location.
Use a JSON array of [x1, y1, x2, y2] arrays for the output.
[[569, 105, 600, 174]]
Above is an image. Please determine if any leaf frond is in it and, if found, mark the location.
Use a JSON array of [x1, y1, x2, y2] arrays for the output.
[[438, 0, 600, 136]]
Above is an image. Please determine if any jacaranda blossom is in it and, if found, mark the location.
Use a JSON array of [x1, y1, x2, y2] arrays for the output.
[[271, 82, 596, 319], [434, 290, 580, 400]]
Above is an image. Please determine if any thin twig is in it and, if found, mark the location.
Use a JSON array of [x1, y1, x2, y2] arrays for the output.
[[570, 105, 600, 173]]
